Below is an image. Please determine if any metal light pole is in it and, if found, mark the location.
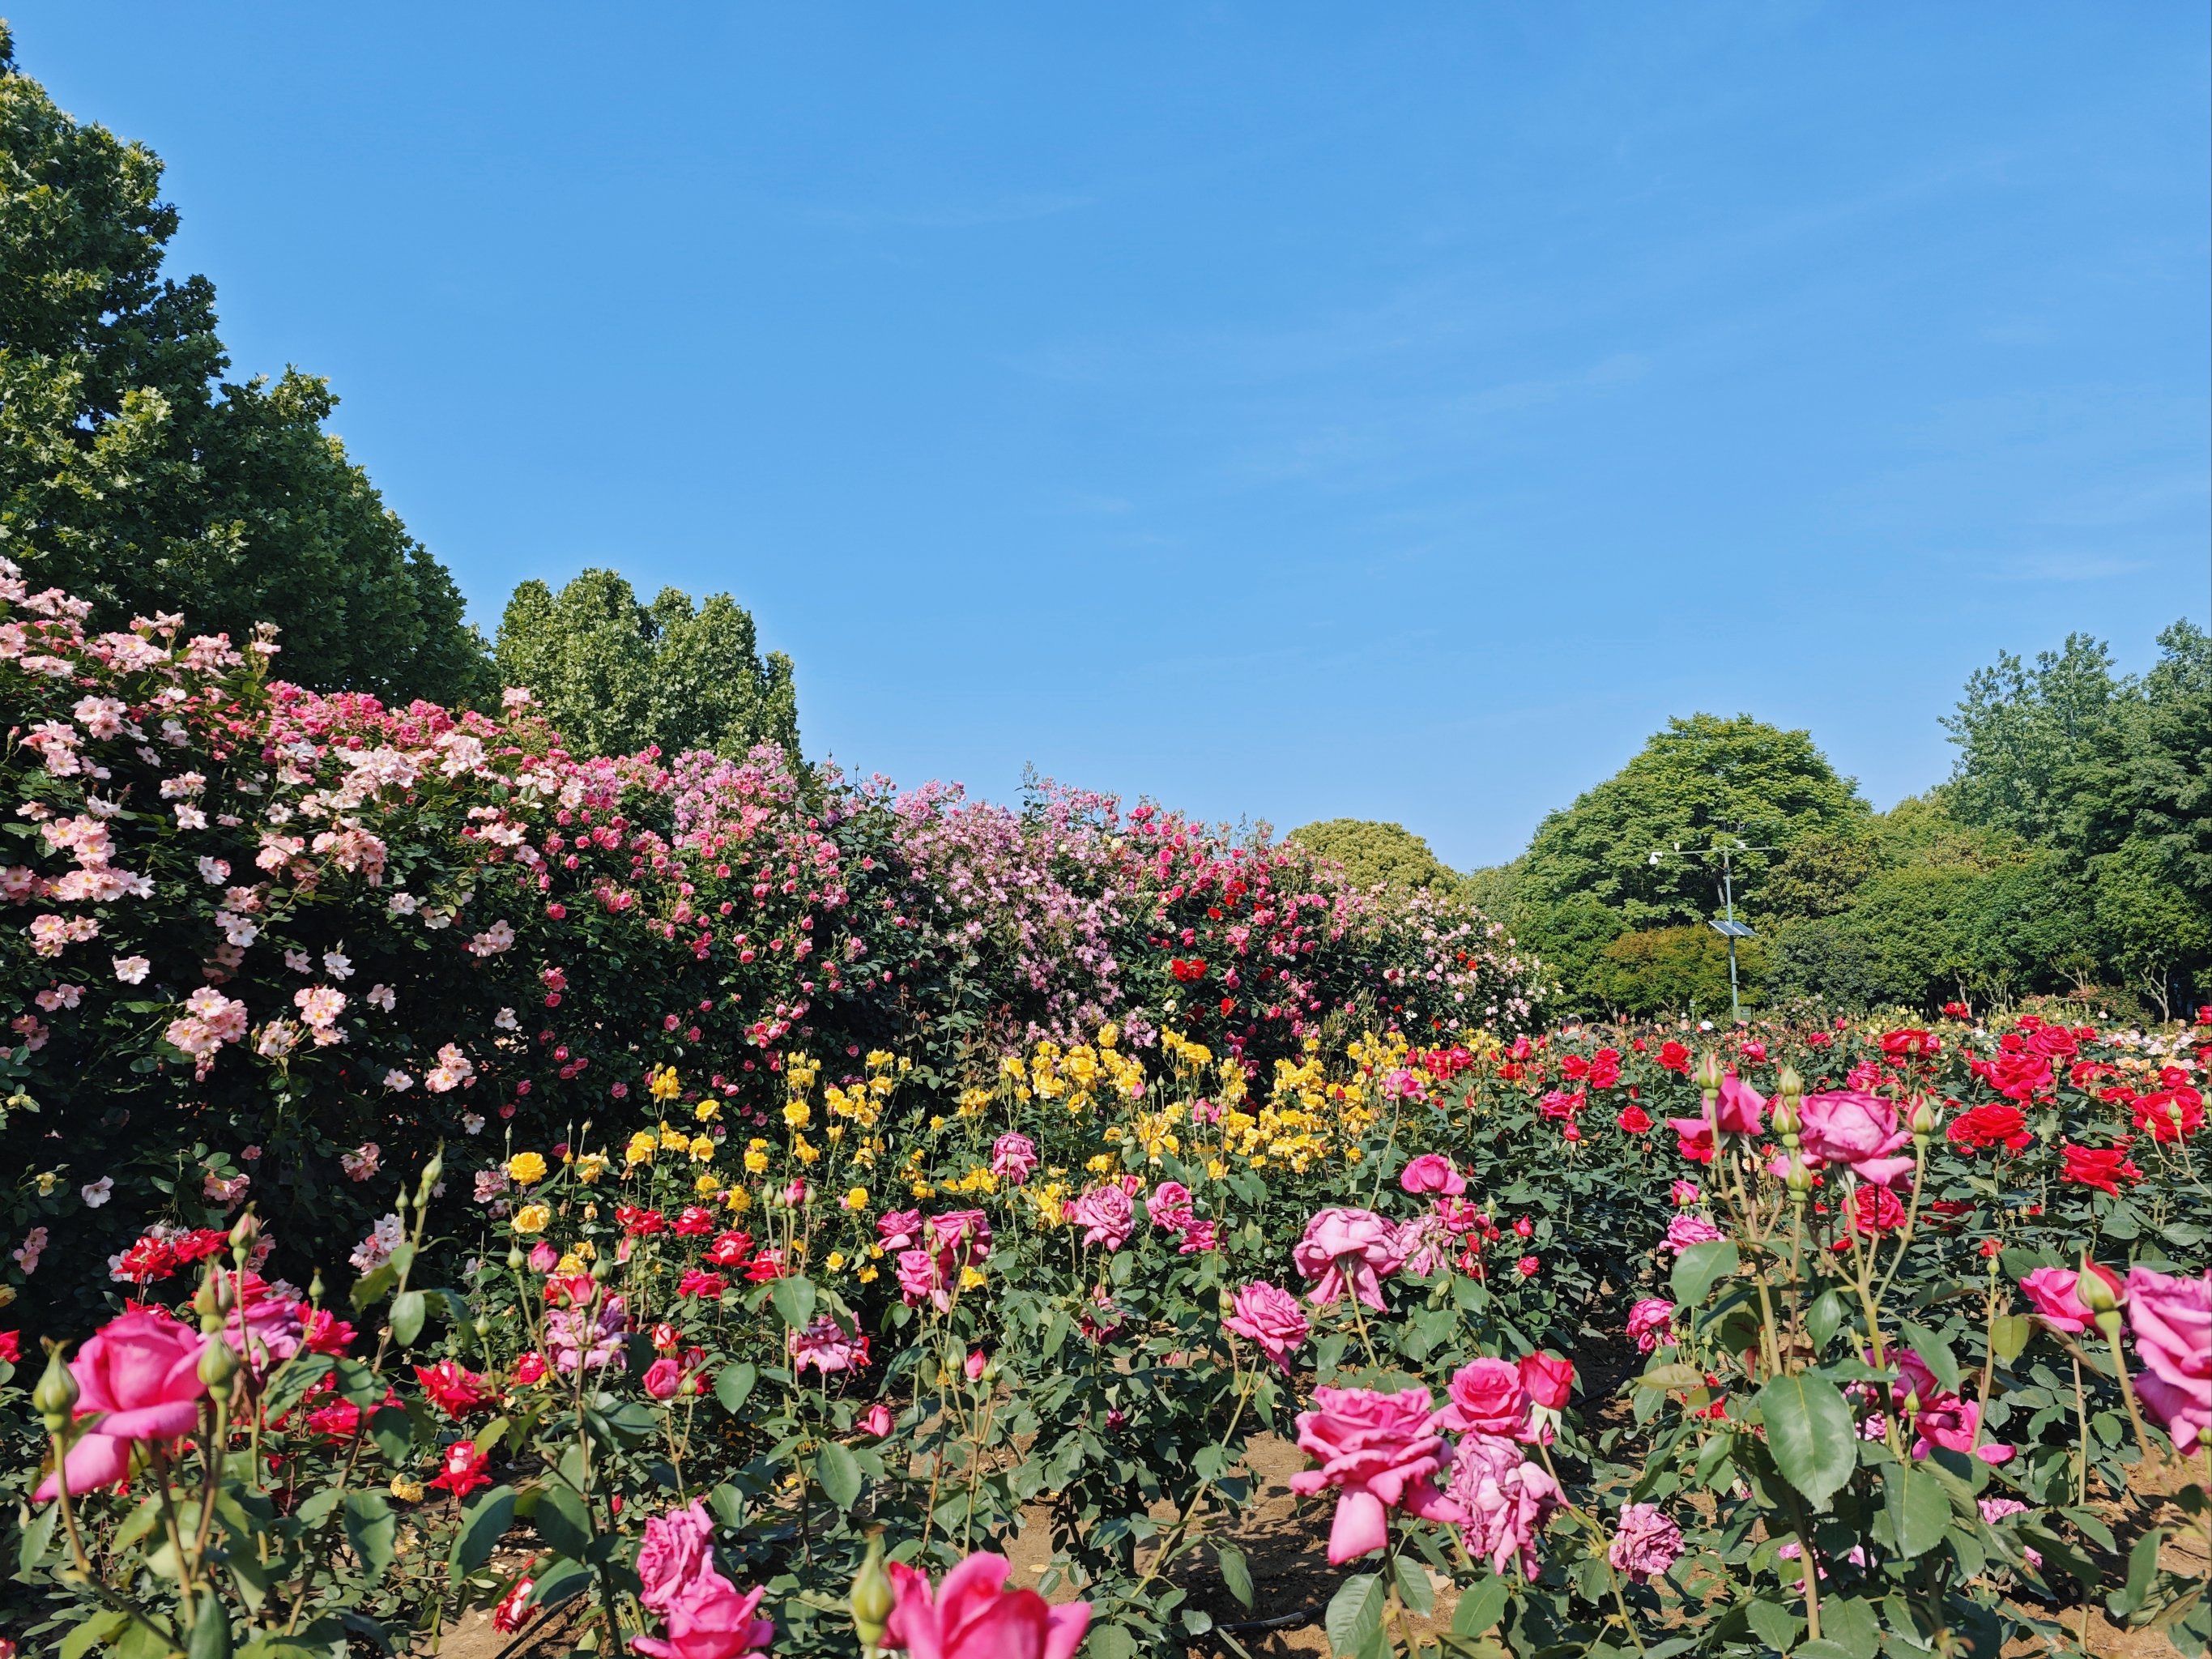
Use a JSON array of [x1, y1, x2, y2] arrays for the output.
[[1649, 838, 1775, 1025]]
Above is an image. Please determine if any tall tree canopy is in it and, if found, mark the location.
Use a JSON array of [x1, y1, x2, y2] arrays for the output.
[[1516, 713, 1869, 931], [494, 569, 799, 760], [1288, 819, 1460, 893], [0, 27, 488, 703]]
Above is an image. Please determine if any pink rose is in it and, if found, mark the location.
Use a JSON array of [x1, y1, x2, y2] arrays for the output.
[[883, 1551, 1090, 1659], [1438, 1358, 1530, 1438], [2125, 1265, 2211, 1452], [35, 1309, 207, 1501], [1289, 1386, 1463, 1564], [1223, 1282, 1310, 1371], [1068, 1184, 1134, 1252], [897, 1249, 948, 1312], [1292, 1207, 1404, 1311], [1399, 1154, 1466, 1196], [1607, 1502, 1683, 1583], [1626, 1298, 1675, 1354], [1519, 1352, 1575, 1410], [1145, 1181, 1196, 1230], [1446, 1432, 1559, 1580], [929, 1210, 992, 1267], [1661, 1213, 1723, 1256], [790, 1315, 870, 1375], [529, 1241, 560, 1274], [1394, 1213, 1452, 1279], [859, 1402, 894, 1438], [2019, 1265, 2121, 1335], [1798, 1092, 1915, 1189], [644, 1358, 683, 1400], [1715, 1074, 1765, 1135], [877, 1209, 923, 1252], [1893, 1350, 2011, 1465], [633, 1499, 775, 1659], [989, 1133, 1038, 1184]]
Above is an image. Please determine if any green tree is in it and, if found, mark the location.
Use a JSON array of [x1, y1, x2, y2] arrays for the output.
[[0, 28, 488, 703], [1588, 925, 1759, 1019], [1942, 633, 2121, 843], [1289, 819, 1459, 893], [494, 568, 799, 759], [1518, 714, 1869, 932]]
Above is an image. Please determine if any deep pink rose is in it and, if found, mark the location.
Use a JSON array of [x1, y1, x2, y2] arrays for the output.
[[2019, 1265, 2120, 1335], [1626, 1298, 1676, 1353], [789, 1315, 870, 1375], [36, 1308, 207, 1501], [1715, 1075, 1765, 1136], [1068, 1185, 1134, 1252], [1893, 1350, 2011, 1465], [1607, 1502, 1683, 1583], [1798, 1091, 1915, 1188], [1661, 1213, 1723, 1255], [2125, 1265, 2211, 1452], [1519, 1352, 1575, 1411], [877, 1209, 923, 1252], [1438, 1358, 1530, 1438], [883, 1551, 1090, 1659], [988, 1134, 1038, 1185], [1293, 1208, 1404, 1311], [1145, 1181, 1196, 1230], [1222, 1282, 1310, 1371], [1399, 1154, 1466, 1196], [897, 1248, 948, 1312], [929, 1210, 991, 1267], [643, 1358, 683, 1400], [1289, 1386, 1462, 1564], [859, 1402, 894, 1438], [633, 1498, 775, 1659]]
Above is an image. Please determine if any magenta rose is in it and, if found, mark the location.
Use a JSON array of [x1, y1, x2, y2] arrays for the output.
[[988, 1133, 1038, 1184], [1289, 1386, 1462, 1564], [1399, 1154, 1467, 1196], [1145, 1181, 1196, 1230], [2019, 1265, 2120, 1335], [36, 1308, 207, 1501], [1438, 1358, 1531, 1438], [2125, 1265, 2211, 1452], [1626, 1298, 1676, 1353], [877, 1209, 923, 1252], [633, 1499, 776, 1659], [883, 1551, 1090, 1659], [1293, 1207, 1404, 1311], [1715, 1075, 1765, 1136], [928, 1210, 991, 1267], [1068, 1184, 1134, 1251], [1798, 1091, 1915, 1188], [1223, 1282, 1310, 1371]]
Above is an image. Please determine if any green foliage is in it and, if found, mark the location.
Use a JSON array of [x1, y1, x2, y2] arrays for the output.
[[493, 568, 799, 759], [1588, 924, 1761, 1017], [1287, 819, 1458, 893], [0, 30, 488, 705]]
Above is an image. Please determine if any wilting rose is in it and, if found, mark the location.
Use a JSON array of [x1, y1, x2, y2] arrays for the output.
[[2125, 1265, 2211, 1452], [1293, 1208, 1404, 1311], [35, 1309, 207, 1501], [1222, 1282, 1310, 1371], [883, 1551, 1090, 1659], [1289, 1386, 1462, 1563], [1453, 1440, 1560, 1580], [1607, 1502, 1684, 1582], [1399, 1154, 1466, 1196], [988, 1133, 1038, 1184], [1797, 1092, 1915, 1188]]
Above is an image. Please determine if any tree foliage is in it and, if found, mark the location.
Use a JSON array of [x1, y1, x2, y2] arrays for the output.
[[1287, 818, 1458, 893], [0, 28, 488, 704], [493, 568, 799, 760]]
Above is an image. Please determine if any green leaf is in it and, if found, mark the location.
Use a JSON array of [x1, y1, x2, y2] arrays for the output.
[[188, 1573, 236, 1659], [263, 1354, 336, 1422], [530, 1556, 594, 1612], [1452, 1574, 1509, 1638], [714, 1362, 757, 1412], [1885, 1466, 1948, 1560], [1669, 1241, 1739, 1307], [450, 1483, 516, 1575], [1394, 1555, 1435, 1617], [2108, 1527, 2164, 1623], [369, 1405, 412, 1465], [1988, 1314, 2031, 1364], [707, 1482, 746, 1530], [1744, 1597, 1801, 1653], [1820, 1595, 1881, 1659], [1755, 1373, 1858, 1512], [14, 1497, 58, 1580], [342, 1491, 397, 1579], [1085, 1627, 1137, 1659], [60, 1612, 130, 1659], [1327, 1572, 1386, 1657], [390, 1290, 427, 1348], [1897, 1321, 1960, 1397], [1634, 1363, 1707, 1393], [534, 1482, 593, 1558], [769, 1275, 818, 1330], [1216, 1543, 1254, 1610], [816, 1440, 863, 1510], [349, 1262, 398, 1314], [1806, 1290, 1848, 1353]]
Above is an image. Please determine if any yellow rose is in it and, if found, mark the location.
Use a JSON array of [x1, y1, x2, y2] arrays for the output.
[[959, 1265, 987, 1291], [744, 1148, 769, 1174], [727, 1188, 752, 1214], [659, 1126, 690, 1151], [844, 1186, 869, 1211], [694, 1100, 720, 1121], [390, 1476, 425, 1503], [574, 1153, 608, 1184], [506, 1151, 548, 1185], [512, 1204, 550, 1235], [689, 1135, 715, 1162], [826, 1251, 847, 1271], [694, 1174, 721, 1196], [556, 1252, 584, 1275], [857, 1265, 879, 1285], [782, 1100, 811, 1129]]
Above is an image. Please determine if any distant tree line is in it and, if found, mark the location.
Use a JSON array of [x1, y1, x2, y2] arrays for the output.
[[1296, 623, 2212, 1023]]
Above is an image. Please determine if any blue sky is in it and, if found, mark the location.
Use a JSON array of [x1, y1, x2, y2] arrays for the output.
[[11, 4, 2208, 867]]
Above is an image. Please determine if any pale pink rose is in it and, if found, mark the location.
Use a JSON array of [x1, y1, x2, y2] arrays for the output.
[[1398, 1154, 1466, 1196], [1798, 1091, 1915, 1188], [1068, 1184, 1134, 1251], [1608, 1502, 1683, 1582], [1626, 1298, 1676, 1353], [1451, 1436, 1559, 1580], [1438, 1358, 1532, 1438], [1222, 1282, 1310, 1371], [2019, 1265, 2120, 1335], [1292, 1207, 1404, 1311], [35, 1309, 208, 1500], [882, 1552, 1090, 1659], [1289, 1386, 1463, 1564], [2125, 1265, 2211, 1452], [1661, 1213, 1723, 1256], [633, 1499, 775, 1659], [989, 1133, 1038, 1184]]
